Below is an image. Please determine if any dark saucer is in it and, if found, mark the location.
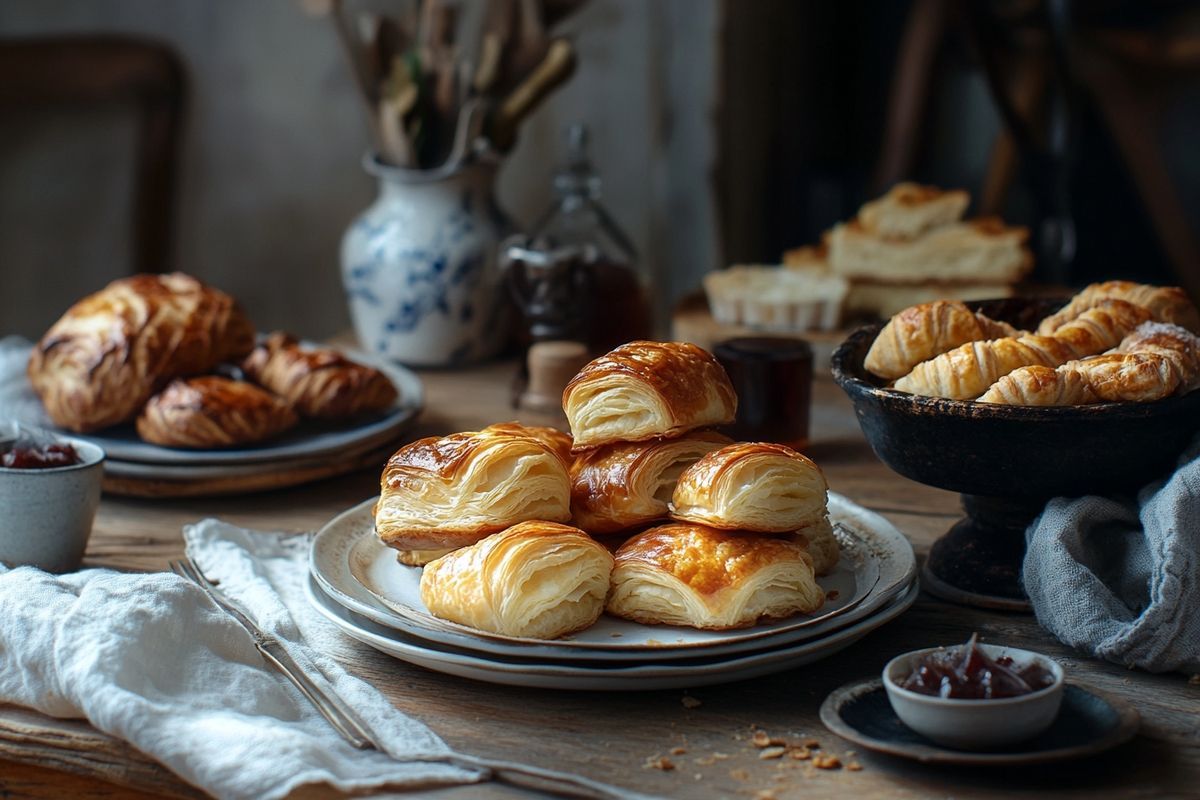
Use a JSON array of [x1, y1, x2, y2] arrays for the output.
[[819, 678, 1139, 766]]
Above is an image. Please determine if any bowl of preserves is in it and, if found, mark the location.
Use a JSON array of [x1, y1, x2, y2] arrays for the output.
[[882, 634, 1064, 750], [0, 429, 105, 572]]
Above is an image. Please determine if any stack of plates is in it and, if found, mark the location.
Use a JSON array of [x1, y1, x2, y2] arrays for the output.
[[307, 493, 919, 691]]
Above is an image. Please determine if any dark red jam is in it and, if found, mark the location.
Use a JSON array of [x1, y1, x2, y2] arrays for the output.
[[901, 634, 1056, 699], [1, 442, 82, 469]]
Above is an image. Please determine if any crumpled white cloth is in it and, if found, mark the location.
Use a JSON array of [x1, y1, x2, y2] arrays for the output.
[[1023, 435, 1200, 673], [0, 519, 489, 800]]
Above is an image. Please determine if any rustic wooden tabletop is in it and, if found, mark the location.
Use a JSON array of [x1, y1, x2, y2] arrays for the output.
[[1, 360, 1196, 799]]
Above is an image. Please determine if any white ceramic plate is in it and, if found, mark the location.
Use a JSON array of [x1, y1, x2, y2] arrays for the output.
[[309, 492, 917, 661], [69, 349, 423, 466], [306, 573, 919, 690]]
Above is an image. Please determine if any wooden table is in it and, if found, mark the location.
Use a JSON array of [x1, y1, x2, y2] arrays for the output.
[[2, 360, 1197, 799]]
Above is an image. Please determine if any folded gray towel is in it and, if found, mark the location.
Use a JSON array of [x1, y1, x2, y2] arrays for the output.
[[1023, 435, 1200, 673]]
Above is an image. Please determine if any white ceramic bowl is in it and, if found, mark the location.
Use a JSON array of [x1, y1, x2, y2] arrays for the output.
[[0, 437, 105, 573], [883, 643, 1064, 750]]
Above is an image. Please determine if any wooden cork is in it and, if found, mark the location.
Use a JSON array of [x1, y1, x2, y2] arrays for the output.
[[520, 340, 591, 414]]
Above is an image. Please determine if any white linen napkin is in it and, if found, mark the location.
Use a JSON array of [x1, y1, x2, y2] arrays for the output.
[[0, 520, 654, 800]]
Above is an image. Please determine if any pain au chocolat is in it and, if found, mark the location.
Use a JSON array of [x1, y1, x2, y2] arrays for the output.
[[374, 426, 571, 552], [562, 341, 737, 451], [670, 442, 828, 533], [27, 272, 256, 432], [606, 523, 824, 630], [241, 332, 397, 419], [569, 430, 732, 535], [136, 376, 298, 448], [419, 521, 614, 639]]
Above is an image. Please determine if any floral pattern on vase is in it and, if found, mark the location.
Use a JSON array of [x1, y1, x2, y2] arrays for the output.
[[341, 155, 511, 366]]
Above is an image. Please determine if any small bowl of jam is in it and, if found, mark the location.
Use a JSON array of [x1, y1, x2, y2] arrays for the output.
[[883, 634, 1064, 750], [0, 430, 105, 573]]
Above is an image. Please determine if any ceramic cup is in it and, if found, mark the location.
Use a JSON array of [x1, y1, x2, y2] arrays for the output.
[[883, 643, 1064, 750], [0, 437, 105, 573]]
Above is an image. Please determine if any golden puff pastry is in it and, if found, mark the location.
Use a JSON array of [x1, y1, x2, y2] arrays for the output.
[[606, 523, 824, 630], [789, 516, 840, 577], [241, 332, 397, 419], [1066, 352, 1187, 403], [1037, 280, 1200, 335], [481, 422, 574, 467], [419, 521, 614, 639], [864, 300, 1019, 380], [135, 376, 298, 448], [27, 272, 256, 432], [374, 428, 571, 551], [570, 430, 732, 535], [396, 548, 455, 567], [562, 341, 737, 451], [977, 364, 1097, 406], [1116, 322, 1200, 391], [670, 442, 828, 533], [856, 182, 969, 240]]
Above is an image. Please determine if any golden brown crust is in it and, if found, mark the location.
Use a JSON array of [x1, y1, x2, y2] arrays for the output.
[[569, 430, 732, 535], [977, 364, 1098, 406], [241, 332, 397, 419], [1069, 353, 1187, 403], [1037, 281, 1200, 335], [857, 183, 969, 240], [864, 301, 1020, 380], [563, 341, 737, 451], [670, 442, 828, 533], [481, 422, 574, 467], [606, 523, 824, 630], [374, 427, 572, 551], [27, 273, 256, 432], [135, 376, 297, 448]]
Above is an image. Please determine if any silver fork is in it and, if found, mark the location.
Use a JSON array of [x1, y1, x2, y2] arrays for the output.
[[168, 557, 375, 749]]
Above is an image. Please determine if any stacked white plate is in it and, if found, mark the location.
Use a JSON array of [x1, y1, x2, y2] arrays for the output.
[[307, 492, 919, 691]]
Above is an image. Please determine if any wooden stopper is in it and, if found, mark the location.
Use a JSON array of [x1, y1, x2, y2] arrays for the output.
[[520, 340, 591, 414]]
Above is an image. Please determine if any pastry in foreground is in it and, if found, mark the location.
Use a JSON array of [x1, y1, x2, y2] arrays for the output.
[[241, 332, 397, 419], [419, 521, 614, 639], [670, 442, 828, 533], [606, 523, 824, 630], [481, 422, 574, 467], [569, 430, 732, 534], [562, 341, 737, 451], [374, 427, 571, 551], [136, 376, 298, 448], [789, 516, 841, 577], [27, 272, 256, 432]]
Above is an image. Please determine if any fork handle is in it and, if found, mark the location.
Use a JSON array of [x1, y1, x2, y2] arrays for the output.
[[254, 640, 375, 749]]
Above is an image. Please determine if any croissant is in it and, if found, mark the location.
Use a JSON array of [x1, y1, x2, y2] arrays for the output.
[[419, 521, 614, 639], [241, 332, 397, 419], [894, 301, 1150, 400], [1037, 281, 1200, 335], [864, 300, 1019, 380], [976, 365, 1098, 406], [1115, 322, 1200, 391], [670, 442, 828, 533], [1070, 353, 1187, 403], [374, 427, 572, 551], [570, 430, 732, 535], [27, 273, 256, 432], [136, 376, 298, 448], [788, 516, 840, 577], [563, 341, 737, 451], [606, 523, 824, 630]]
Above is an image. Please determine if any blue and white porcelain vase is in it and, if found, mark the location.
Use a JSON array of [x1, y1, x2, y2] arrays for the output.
[[341, 154, 510, 366]]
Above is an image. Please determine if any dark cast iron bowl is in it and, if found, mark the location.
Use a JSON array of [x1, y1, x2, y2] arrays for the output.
[[831, 297, 1200, 610]]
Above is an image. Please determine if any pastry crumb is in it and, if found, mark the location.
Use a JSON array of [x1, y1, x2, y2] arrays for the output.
[[847, 761, 863, 772], [801, 737, 821, 749], [826, 590, 840, 601], [644, 755, 675, 771], [729, 768, 750, 782], [813, 755, 841, 770], [681, 695, 702, 709], [758, 746, 787, 760], [789, 747, 811, 760], [755, 790, 779, 800], [670, 746, 687, 756], [751, 730, 786, 748]]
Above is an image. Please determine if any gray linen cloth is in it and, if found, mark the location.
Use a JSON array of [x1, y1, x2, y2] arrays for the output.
[[1023, 435, 1200, 673]]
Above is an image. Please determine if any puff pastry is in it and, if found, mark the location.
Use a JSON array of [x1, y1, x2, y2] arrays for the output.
[[894, 301, 1150, 400], [419, 521, 614, 639], [1066, 353, 1186, 403], [241, 332, 397, 419], [374, 427, 572, 551], [606, 523, 824, 630], [789, 516, 840, 577], [482, 422, 574, 467], [1037, 281, 1200, 335], [976, 365, 1097, 406], [563, 341, 737, 451], [1116, 322, 1200, 391], [396, 548, 455, 567], [865, 300, 1019, 380], [857, 182, 969, 239], [27, 272, 256, 432], [670, 443, 828, 533], [135, 376, 298, 448], [570, 430, 732, 535]]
